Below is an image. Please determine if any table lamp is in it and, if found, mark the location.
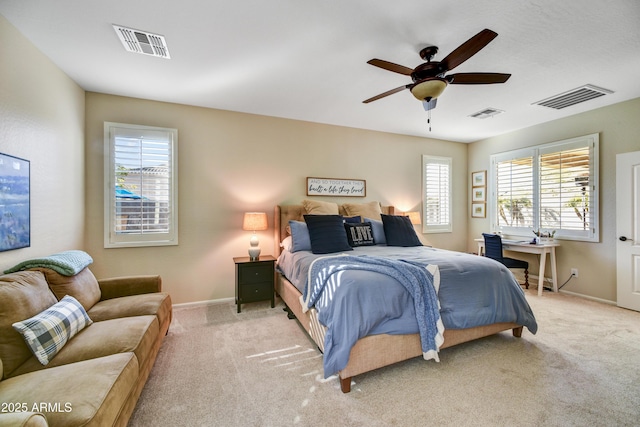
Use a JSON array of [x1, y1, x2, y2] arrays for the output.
[[406, 211, 421, 225], [242, 212, 268, 260]]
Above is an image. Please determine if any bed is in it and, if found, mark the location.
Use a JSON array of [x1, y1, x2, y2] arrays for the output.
[[273, 202, 537, 393]]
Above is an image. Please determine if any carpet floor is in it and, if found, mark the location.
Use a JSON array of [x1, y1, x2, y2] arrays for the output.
[[129, 289, 640, 426]]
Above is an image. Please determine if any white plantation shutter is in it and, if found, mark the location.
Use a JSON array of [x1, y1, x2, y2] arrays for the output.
[[490, 134, 598, 241], [422, 155, 452, 233], [495, 154, 534, 232], [104, 123, 178, 248]]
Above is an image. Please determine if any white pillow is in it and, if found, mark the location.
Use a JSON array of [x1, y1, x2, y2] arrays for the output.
[[280, 235, 293, 251]]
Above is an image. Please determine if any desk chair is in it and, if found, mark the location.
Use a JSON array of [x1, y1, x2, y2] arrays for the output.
[[482, 233, 530, 288]]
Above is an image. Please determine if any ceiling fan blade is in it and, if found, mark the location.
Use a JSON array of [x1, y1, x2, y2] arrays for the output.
[[367, 59, 413, 76], [447, 72, 511, 84], [363, 85, 409, 103], [440, 29, 498, 71]]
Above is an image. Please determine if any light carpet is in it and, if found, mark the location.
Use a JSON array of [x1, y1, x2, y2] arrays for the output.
[[129, 289, 640, 426]]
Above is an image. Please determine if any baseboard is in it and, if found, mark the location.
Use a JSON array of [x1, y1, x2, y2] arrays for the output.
[[558, 290, 616, 306], [172, 297, 234, 309]]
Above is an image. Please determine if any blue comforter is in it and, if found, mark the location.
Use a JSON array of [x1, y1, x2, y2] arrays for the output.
[[277, 245, 537, 377]]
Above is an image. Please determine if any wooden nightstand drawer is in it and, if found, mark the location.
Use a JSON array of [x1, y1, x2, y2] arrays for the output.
[[239, 282, 273, 303], [238, 264, 273, 284]]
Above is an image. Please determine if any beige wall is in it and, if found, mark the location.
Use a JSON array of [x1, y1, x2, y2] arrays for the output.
[[84, 93, 468, 304], [0, 15, 85, 270], [468, 97, 640, 303]]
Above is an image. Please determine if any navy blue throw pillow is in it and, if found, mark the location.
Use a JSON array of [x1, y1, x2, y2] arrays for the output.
[[381, 214, 422, 247], [344, 222, 375, 247], [304, 215, 353, 254], [343, 216, 362, 224]]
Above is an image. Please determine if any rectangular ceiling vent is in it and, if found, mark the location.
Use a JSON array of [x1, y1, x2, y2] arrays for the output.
[[469, 107, 504, 119], [113, 25, 171, 59], [533, 84, 613, 109]]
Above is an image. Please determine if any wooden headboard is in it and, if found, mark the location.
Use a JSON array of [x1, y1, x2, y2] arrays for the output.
[[274, 203, 396, 256]]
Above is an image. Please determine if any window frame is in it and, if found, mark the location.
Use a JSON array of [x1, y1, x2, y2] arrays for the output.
[[103, 122, 179, 248], [422, 155, 452, 233], [488, 133, 599, 242]]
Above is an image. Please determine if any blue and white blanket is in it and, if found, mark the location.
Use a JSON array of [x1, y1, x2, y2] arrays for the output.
[[301, 254, 445, 369]]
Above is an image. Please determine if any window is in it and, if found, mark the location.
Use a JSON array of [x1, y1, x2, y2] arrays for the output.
[[422, 155, 452, 233], [104, 122, 178, 248], [489, 133, 599, 242]]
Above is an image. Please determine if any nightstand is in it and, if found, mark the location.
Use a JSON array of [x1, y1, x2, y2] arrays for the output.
[[233, 255, 276, 313]]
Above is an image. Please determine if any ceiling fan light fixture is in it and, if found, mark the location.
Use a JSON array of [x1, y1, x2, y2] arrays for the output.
[[410, 78, 448, 101]]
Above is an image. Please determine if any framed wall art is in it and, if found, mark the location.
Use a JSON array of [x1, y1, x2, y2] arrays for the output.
[[472, 186, 486, 202], [306, 177, 366, 197], [471, 203, 486, 218], [471, 170, 486, 187], [0, 153, 30, 251]]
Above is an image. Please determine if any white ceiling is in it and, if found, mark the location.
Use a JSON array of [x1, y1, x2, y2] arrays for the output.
[[2, 0, 639, 143]]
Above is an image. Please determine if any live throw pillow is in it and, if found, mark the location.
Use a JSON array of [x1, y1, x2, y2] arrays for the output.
[[12, 295, 93, 365], [304, 215, 353, 254], [344, 222, 375, 247], [381, 214, 423, 247]]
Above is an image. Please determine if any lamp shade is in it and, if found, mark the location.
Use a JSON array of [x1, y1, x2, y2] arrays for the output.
[[242, 212, 268, 231], [406, 211, 421, 225], [410, 78, 448, 101]]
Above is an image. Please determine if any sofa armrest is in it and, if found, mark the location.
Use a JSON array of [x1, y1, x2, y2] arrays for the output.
[[0, 412, 48, 427], [98, 275, 162, 300]]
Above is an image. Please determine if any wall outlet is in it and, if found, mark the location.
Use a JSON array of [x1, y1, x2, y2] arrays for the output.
[[571, 268, 579, 277]]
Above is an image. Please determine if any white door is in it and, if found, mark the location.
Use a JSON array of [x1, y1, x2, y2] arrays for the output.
[[616, 151, 640, 311]]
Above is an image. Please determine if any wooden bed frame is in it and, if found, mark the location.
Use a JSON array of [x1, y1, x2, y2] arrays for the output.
[[274, 204, 523, 393]]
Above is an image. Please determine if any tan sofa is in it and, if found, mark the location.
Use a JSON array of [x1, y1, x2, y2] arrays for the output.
[[0, 265, 172, 427]]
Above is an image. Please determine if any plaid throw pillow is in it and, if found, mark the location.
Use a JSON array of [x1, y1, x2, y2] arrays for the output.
[[12, 295, 93, 365]]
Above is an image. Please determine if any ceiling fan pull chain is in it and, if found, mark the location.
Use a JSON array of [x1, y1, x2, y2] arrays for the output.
[[428, 109, 432, 131]]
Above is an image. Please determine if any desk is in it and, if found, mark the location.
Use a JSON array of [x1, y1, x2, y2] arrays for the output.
[[475, 238, 560, 296]]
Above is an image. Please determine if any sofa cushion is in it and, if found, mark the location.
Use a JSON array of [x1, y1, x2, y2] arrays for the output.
[[87, 292, 172, 326], [30, 267, 101, 311], [0, 271, 58, 378], [12, 295, 93, 366], [0, 353, 139, 427], [9, 315, 158, 377]]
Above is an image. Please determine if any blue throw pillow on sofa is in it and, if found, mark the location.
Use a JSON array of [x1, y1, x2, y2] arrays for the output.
[[303, 215, 353, 254]]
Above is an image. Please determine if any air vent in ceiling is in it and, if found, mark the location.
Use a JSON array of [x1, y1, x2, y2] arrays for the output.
[[113, 25, 171, 59], [469, 107, 504, 119], [533, 84, 613, 110]]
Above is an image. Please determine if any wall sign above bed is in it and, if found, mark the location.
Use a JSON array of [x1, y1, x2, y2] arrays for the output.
[[306, 177, 366, 197]]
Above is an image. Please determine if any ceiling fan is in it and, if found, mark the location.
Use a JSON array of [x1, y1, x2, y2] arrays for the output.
[[363, 28, 511, 111]]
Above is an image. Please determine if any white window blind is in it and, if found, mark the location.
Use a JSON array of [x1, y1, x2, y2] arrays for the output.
[[104, 122, 178, 248], [490, 134, 598, 242], [422, 155, 452, 233]]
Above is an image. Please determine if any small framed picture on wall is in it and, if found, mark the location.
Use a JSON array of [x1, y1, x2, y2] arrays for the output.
[[471, 203, 486, 218], [472, 187, 486, 202], [471, 170, 486, 187]]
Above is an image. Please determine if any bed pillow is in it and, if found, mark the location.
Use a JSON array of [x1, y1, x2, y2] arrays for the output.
[[304, 215, 353, 254], [280, 235, 293, 252], [288, 220, 312, 252], [365, 217, 386, 244], [343, 215, 362, 223], [381, 214, 423, 247], [12, 295, 93, 365], [302, 199, 339, 215], [344, 222, 375, 247], [341, 201, 383, 220]]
